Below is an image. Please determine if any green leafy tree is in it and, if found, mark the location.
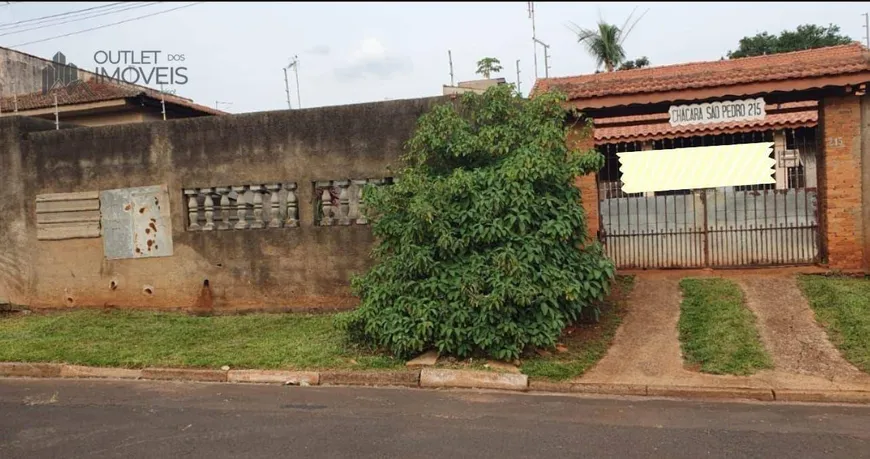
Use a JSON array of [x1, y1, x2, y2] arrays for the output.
[[475, 57, 503, 79], [341, 84, 615, 361], [727, 24, 853, 59], [617, 56, 650, 71]]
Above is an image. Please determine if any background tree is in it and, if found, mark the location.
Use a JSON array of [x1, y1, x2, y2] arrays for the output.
[[617, 56, 650, 71], [340, 85, 615, 361], [567, 8, 647, 72], [727, 24, 853, 59], [475, 57, 503, 79]]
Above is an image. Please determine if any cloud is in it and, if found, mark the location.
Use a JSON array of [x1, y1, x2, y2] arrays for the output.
[[334, 38, 412, 81], [306, 45, 331, 56]]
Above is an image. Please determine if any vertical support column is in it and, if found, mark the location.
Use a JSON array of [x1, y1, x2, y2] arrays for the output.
[[250, 185, 265, 229], [267, 184, 282, 228], [862, 93, 870, 271], [215, 187, 231, 230], [284, 183, 298, 227], [336, 180, 351, 225], [820, 95, 865, 270], [321, 188, 334, 226], [185, 189, 201, 231], [233, 186, 249, 230], [354, 179, 368, 225], [567, 119, 600, 241], [202, 188, 216, 231]]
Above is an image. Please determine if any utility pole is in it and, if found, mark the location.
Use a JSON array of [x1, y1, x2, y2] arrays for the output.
[[53, 94, 59, 129], [528, 2, 538, 78], [448, 50, 454, 86], [863, 13, 869, 47], [515, 59, 521, 96]]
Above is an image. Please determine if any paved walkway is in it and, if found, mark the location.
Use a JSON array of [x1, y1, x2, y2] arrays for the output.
[[579, 272, 870, 392]]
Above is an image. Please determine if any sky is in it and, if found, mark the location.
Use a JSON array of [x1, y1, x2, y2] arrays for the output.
[[1, 2, 868, 114]]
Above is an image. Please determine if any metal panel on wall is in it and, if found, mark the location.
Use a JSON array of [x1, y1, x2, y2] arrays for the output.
[[100, 185, 173, 260]]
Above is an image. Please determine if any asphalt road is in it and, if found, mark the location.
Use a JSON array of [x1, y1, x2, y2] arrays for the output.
[[1, 379, 869, 459]]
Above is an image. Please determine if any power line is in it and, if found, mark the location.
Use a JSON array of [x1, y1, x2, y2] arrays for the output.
[[0, 2, 163, 37], [0, 2, 127, 29], [10, 2, 205, 48]]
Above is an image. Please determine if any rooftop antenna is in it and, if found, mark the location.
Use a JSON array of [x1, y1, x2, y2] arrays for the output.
[[282, 60, 293, 109], [159, 84, 166, 121], [288, 56, 301, 109], [533, 38, 551, 78], [528, 2, 538, 78], [215, 101, 232, 111], [448, 50, 454, 86], [515, 59, 521, 96], [863, 12, 869, 47]]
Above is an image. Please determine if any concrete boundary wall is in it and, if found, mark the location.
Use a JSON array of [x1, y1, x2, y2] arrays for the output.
[[0, 97, 449, 311]]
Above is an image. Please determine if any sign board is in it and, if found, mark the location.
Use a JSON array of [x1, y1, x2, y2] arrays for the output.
[[100, 185, 173, 260], [669, 97, 765, 127]]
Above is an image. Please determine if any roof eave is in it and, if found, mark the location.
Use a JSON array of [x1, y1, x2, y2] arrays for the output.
[[564, 71, 870, 111]]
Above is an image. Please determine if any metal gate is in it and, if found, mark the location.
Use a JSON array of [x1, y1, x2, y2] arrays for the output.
[[596, 128, 821, 269]]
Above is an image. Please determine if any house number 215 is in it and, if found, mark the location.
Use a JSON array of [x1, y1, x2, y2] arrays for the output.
[[827, 137, 844, 147]]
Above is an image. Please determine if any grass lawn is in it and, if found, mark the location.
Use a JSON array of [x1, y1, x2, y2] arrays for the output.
[[520, 275, 635, 381], [798, 275, 870, 374], [678, 278, 773, 376], [0, 310, 402, 371]]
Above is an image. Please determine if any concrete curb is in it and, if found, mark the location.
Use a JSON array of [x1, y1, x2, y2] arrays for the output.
[[529, 381, 647, 396], [227, 370, 319, 385], [60, 365, 142, 380], [2, 362, 869, 405], [647, 385, 775, 402], [775, 389, 870, 404], [0, 362, 62, 378], [141, 368, 228, 382], [420, 368, 528, 391], [320, 370, 420, 387]]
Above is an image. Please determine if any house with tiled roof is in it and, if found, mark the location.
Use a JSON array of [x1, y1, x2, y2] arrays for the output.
[[0, 48, 223, 126], [532, 43, 870, 273]]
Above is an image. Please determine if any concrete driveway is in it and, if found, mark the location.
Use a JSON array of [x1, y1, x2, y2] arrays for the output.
[[579, 271, 870, 393]]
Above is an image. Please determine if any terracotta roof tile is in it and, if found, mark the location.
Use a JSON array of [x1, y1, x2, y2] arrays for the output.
[[1, 79, 224, 116], [534, 43, 870, 101]]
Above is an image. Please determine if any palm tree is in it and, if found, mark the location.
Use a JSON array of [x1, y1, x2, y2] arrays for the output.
[[567, 9, 647, 72], [475, 57, 503, 79]]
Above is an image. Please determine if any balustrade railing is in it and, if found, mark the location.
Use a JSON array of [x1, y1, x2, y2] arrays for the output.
[[313, 178, 392, 226], [184, 183, 298, 231]]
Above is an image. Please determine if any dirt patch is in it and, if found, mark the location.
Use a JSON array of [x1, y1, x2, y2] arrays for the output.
[[734, 276, 864, 380]]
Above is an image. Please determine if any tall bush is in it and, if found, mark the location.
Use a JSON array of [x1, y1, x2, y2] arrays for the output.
[[344, 84, 615, 360]]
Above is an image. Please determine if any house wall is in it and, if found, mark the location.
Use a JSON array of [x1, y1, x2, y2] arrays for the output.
[[568, 93, 868, 271], [0, 96, 447, 312]]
